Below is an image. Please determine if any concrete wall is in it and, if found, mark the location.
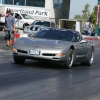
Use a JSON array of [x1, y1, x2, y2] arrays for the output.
[[45, 0, 70, 24]]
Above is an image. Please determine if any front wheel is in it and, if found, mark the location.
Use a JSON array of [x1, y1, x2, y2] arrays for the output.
[[13, 56, 25, 64], [64, 49, 74, 69]]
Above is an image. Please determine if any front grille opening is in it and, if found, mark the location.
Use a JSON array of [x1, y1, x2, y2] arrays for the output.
[[17, 49, 27, 54], [30, 26, 34, 30], [35, 27, 39, 31], [42, 53, 56, 56], [52, 58, 59, 60]]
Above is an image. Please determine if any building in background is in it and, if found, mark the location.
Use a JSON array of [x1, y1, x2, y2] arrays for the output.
[[0, 0, 70, 24]]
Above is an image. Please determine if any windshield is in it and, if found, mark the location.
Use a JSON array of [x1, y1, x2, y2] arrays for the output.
[[33, 30, 78, 42], [32, 21, 50, 27], [21, 14, 33, 19]]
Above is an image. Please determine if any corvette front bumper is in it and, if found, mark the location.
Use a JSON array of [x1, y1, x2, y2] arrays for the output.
[[13, 50, 67, 62]]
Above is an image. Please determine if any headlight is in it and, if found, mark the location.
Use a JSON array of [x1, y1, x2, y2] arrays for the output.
[[13, 48, 17, 52], [56, 53, 65, 57]]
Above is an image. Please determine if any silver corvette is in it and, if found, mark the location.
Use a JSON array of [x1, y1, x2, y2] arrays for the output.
[[13, 28, 95, 68]]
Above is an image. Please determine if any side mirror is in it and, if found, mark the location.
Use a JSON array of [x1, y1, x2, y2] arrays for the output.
[[80, 40, 87, 43]]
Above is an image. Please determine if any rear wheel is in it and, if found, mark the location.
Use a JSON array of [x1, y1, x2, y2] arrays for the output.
[[13, 56, 25, 64], [23, 24, 26, 31], [81, 47, 94, 66], [64, 49, 74, 69]]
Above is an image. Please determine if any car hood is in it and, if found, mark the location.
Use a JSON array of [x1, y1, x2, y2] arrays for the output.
[[14, 38, 72, 49], [24, 19, 34, 24]]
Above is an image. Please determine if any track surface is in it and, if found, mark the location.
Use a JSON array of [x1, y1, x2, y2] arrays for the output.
[[0, 32, 100, 100]]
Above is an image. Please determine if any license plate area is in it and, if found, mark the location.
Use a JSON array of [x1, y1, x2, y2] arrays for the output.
[[29, 49, 40, 55]]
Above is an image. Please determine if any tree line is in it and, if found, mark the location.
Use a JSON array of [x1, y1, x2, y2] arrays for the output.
[[74, 3, 97, 25]]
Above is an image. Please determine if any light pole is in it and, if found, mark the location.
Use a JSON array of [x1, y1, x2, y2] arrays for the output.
[[95, 0, 100, 36]]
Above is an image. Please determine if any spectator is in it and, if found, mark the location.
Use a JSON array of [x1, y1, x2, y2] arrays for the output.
[[16, 2, 20, 5], [2, 10, 16, 47], [72, 24, 76, 30], [51, 23, 55, 28], [84, 20, 93, 36]]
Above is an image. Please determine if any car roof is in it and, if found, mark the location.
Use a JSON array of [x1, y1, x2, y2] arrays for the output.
[[34, 20, 54, 23]]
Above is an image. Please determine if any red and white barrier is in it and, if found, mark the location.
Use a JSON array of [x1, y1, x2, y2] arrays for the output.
[[10, 33, 20, 45], [13, 32, 28, 44], [83, 35, 100, 47], [14, 32, 28, 41]]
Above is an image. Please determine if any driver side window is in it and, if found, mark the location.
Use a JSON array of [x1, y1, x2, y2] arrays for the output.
[[76, 33, 82, 42], [15, 13, 22, 19], [71, 32, 81, 42]]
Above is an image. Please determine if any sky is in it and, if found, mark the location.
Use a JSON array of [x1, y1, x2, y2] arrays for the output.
[[69, 0, 97, 18]]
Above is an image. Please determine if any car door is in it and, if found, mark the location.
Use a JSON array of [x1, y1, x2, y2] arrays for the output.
[[74, 33, 86, 60], [15, 13, 23, 28], [82, 40, 90, 56]]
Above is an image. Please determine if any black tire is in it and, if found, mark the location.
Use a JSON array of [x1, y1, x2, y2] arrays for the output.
[[64, 49, 74, 69], [13, 56, 25, 64], [81, 62, 86, 66], [81, 47, 94, 66], [23, 24, 26, 31], [23, 23, 29, 30]]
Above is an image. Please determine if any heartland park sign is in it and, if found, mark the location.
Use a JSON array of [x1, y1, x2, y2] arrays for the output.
[[5, 7, 50, 17]]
